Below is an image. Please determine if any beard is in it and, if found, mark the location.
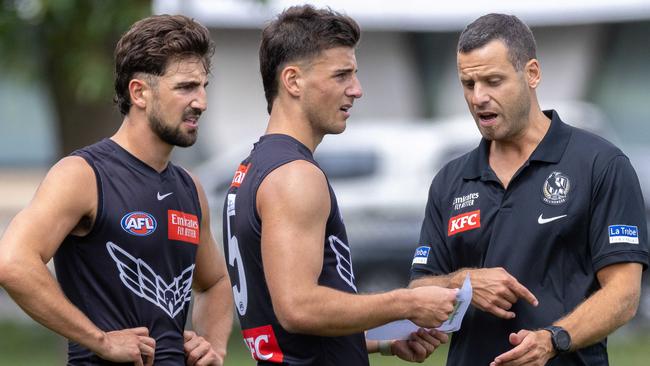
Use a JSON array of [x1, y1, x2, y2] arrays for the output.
[[148, 107, 200, 148]]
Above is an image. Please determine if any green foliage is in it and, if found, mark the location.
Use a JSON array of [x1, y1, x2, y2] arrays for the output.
[[0, 0, 151, 102]]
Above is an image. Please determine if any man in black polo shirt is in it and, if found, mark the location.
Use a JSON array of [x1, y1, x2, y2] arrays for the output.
[[410, 13, 648, 366]]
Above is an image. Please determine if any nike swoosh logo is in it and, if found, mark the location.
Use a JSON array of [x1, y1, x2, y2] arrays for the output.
[[538, 214, 567, 224], [157, 192, 173, 201]]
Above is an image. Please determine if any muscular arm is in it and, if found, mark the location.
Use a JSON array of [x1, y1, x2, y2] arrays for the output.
[[0, 157, 153, 364], [259, 161, 456, 336], [187, 175, 233, 363], [492, 262, 643, 366], [558, 262, 641, 349]]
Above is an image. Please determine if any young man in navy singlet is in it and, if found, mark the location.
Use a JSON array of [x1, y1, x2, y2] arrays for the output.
[[0, 15, 232, 365], [223, 5, 458, 365]]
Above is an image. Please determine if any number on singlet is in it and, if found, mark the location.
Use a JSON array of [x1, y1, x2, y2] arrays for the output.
[[227, 193, 248, 315]]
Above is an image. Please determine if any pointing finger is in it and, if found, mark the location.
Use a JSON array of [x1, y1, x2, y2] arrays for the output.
[[511, 281, 538, 306]]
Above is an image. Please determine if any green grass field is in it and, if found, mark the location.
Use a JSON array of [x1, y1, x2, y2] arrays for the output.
[[1, 322, 648, 365]]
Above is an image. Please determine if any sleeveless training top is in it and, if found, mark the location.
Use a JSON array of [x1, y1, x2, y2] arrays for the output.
[[55, 138, 202, 365], [223, 134, 368, 366]]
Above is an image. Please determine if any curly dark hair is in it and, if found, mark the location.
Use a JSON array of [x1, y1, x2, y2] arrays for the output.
[[113, 14, 214, 115]]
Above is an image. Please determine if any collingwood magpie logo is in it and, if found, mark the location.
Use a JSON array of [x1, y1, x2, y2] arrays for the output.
[[106, 242, 194, 318], [328, 235, 357, 292], [542, 171, 570, 205]]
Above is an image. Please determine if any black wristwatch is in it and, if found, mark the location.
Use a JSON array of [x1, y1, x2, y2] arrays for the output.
[[543, 325, 572, 354]]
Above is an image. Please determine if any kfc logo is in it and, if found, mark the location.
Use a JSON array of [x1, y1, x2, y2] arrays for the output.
[[241, 325, 284, 362], [448, 210, 481, 236]]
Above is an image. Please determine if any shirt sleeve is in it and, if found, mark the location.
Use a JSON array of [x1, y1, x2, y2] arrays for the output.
[[410, 178, 453, 280], [590, 155, 649, 272]]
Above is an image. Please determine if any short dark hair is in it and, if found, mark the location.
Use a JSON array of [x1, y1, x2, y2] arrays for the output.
[[458, 13, 536, 70], [114, 14, 214, 115], [259, 5, 360, 114]]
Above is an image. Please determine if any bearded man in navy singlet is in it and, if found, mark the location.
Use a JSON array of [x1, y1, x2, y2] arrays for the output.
[[0, 15, 233, 365]]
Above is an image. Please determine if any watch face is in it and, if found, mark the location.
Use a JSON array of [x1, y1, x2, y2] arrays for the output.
[[555, 329, 571, 352]]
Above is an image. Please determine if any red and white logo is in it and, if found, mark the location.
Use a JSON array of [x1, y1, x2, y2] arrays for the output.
[[168, 210, 199, 244], [448, 210, 481, 236], [231, 163, 251, 188], [241, 325, 284, 362]]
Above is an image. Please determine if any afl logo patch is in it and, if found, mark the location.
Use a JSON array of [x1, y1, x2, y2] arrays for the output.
[[542, 171, 570, 205], [121, 211, 157, 236]]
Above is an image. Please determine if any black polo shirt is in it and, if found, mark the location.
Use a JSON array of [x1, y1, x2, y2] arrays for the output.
[[411, 110, 648, 366]]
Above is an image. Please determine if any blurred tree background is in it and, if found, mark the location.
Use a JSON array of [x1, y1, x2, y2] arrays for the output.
[[0, 0, 151, 156]]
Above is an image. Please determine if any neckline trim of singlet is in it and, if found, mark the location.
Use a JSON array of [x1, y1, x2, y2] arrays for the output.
[[259, 133, 315, 158], [103, 138, 172, 177]]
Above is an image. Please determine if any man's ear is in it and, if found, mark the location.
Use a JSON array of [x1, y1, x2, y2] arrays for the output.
[[128, 77, 151, 109], [524, 58, 541, 89], [280, 65, 302, 98]]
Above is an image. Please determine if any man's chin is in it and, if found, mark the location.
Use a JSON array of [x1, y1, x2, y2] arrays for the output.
[[330, 120, 348, 135], [166, 133, 198, 148]]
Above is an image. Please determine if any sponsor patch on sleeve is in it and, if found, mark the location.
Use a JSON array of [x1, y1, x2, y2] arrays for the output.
[[608, 225, 639, 244], [412, 246, 430, 265]]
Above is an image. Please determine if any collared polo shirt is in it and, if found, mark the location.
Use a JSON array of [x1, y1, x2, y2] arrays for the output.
[[411, 110, 648, 365]]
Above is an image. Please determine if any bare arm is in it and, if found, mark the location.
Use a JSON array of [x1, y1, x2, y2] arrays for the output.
[[185, 175, 233, 366], [492, 262, 643, 366], [0, 157, 154, 364], [560, 262, 641, 348], [259, 160, 457, 336], [410, 267, 538, 319]]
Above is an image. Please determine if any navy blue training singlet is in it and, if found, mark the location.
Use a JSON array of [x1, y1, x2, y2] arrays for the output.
[[222, 134, 368, 366], [54, 138, 202, 365]]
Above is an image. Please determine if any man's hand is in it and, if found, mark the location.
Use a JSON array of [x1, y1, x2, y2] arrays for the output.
[[184, 330, 222, 366], [96, 327, 155, 366], [407, 286, 458, 328], [393, 328, 449, 362], [490, 329, 554, 366], [469, 267, 538, 319]]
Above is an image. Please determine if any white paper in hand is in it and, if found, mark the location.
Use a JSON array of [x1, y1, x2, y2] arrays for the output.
[[434, 274, 472, 332], [366, 275, 472, 340]]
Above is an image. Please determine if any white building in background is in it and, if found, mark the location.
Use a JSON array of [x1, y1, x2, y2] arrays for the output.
[[154, 0, 650, 163]]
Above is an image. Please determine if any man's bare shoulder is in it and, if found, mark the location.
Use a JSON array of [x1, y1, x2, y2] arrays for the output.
[[258, 160, 330, 218], [34, 156, 97, 216], [43, 156, 95, 190]]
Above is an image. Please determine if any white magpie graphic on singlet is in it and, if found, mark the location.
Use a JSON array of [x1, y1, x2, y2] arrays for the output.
[[328, 235, 357, 292], [106, 241, 194, 318]]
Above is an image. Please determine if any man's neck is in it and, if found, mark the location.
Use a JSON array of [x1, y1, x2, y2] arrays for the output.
[[265, 103, 323, 153], [111, 115, 174, 173], [488, 109, 550, 188]]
